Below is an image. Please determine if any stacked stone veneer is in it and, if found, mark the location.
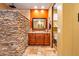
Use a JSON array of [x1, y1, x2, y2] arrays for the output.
[[0, 10, 29, 56]]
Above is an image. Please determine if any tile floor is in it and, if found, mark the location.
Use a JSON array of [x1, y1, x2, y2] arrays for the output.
[[23, 46, 57, 56]]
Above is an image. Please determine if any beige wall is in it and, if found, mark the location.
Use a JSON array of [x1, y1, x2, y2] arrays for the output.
[[0, 3, 30, 20], [58, 4, 73, 56], [71, 4, 79, 56], [0, 3, 10, 9], [57, 3, 63, 56], [18, 10, 30, 20], [58, 4, 79, 56], [48, 4, 53, 47]]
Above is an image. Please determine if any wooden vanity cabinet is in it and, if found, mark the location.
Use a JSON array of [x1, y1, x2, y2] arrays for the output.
[[28, 33, 50, 45], [36, 33, 45, 45], [44, 33, 50, 45], [28, 33, 36, 45]]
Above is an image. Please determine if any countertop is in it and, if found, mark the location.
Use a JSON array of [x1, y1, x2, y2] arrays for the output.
[[28, 31, 50, 33]]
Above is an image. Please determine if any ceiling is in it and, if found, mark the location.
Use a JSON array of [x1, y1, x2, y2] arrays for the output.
[[6, 3, 52, 9]]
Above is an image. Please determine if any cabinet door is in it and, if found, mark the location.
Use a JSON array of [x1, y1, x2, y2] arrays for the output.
[[28, 33, 36, 45], [36, 33, 44, 45], [44, 33, 50, 45]]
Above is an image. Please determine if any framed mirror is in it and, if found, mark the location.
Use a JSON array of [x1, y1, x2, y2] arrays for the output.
[[32, 18, 47, 30]]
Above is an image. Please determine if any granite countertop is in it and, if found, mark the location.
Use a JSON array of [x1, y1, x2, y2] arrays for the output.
[[28, 31, 50, 33]]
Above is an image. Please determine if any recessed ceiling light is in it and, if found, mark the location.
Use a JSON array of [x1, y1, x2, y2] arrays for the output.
[[41, 10, 44, 13], [35, 10, 38, 13], [34, 6, 37, 9], [41, 6, 45, 9]]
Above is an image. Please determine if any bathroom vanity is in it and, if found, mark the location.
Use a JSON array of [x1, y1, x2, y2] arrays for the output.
[[28, 18, 50, 45], [28, 31, 50, 45]]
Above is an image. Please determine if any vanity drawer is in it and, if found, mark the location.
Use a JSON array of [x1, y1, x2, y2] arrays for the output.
[[45, 34, 50, 40], [28, 33, 36, 45], [44, 33, 50, 45], [28, 33, 36, 39], [36, 33, 44, 39], [36, 33, 44, 45], [28, 33, 50, 45]]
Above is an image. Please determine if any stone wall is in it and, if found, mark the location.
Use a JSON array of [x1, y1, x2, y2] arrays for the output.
[[0, 10, 29, 56]]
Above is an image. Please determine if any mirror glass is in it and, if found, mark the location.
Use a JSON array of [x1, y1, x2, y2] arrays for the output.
[[32, 18, 47, 30]]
